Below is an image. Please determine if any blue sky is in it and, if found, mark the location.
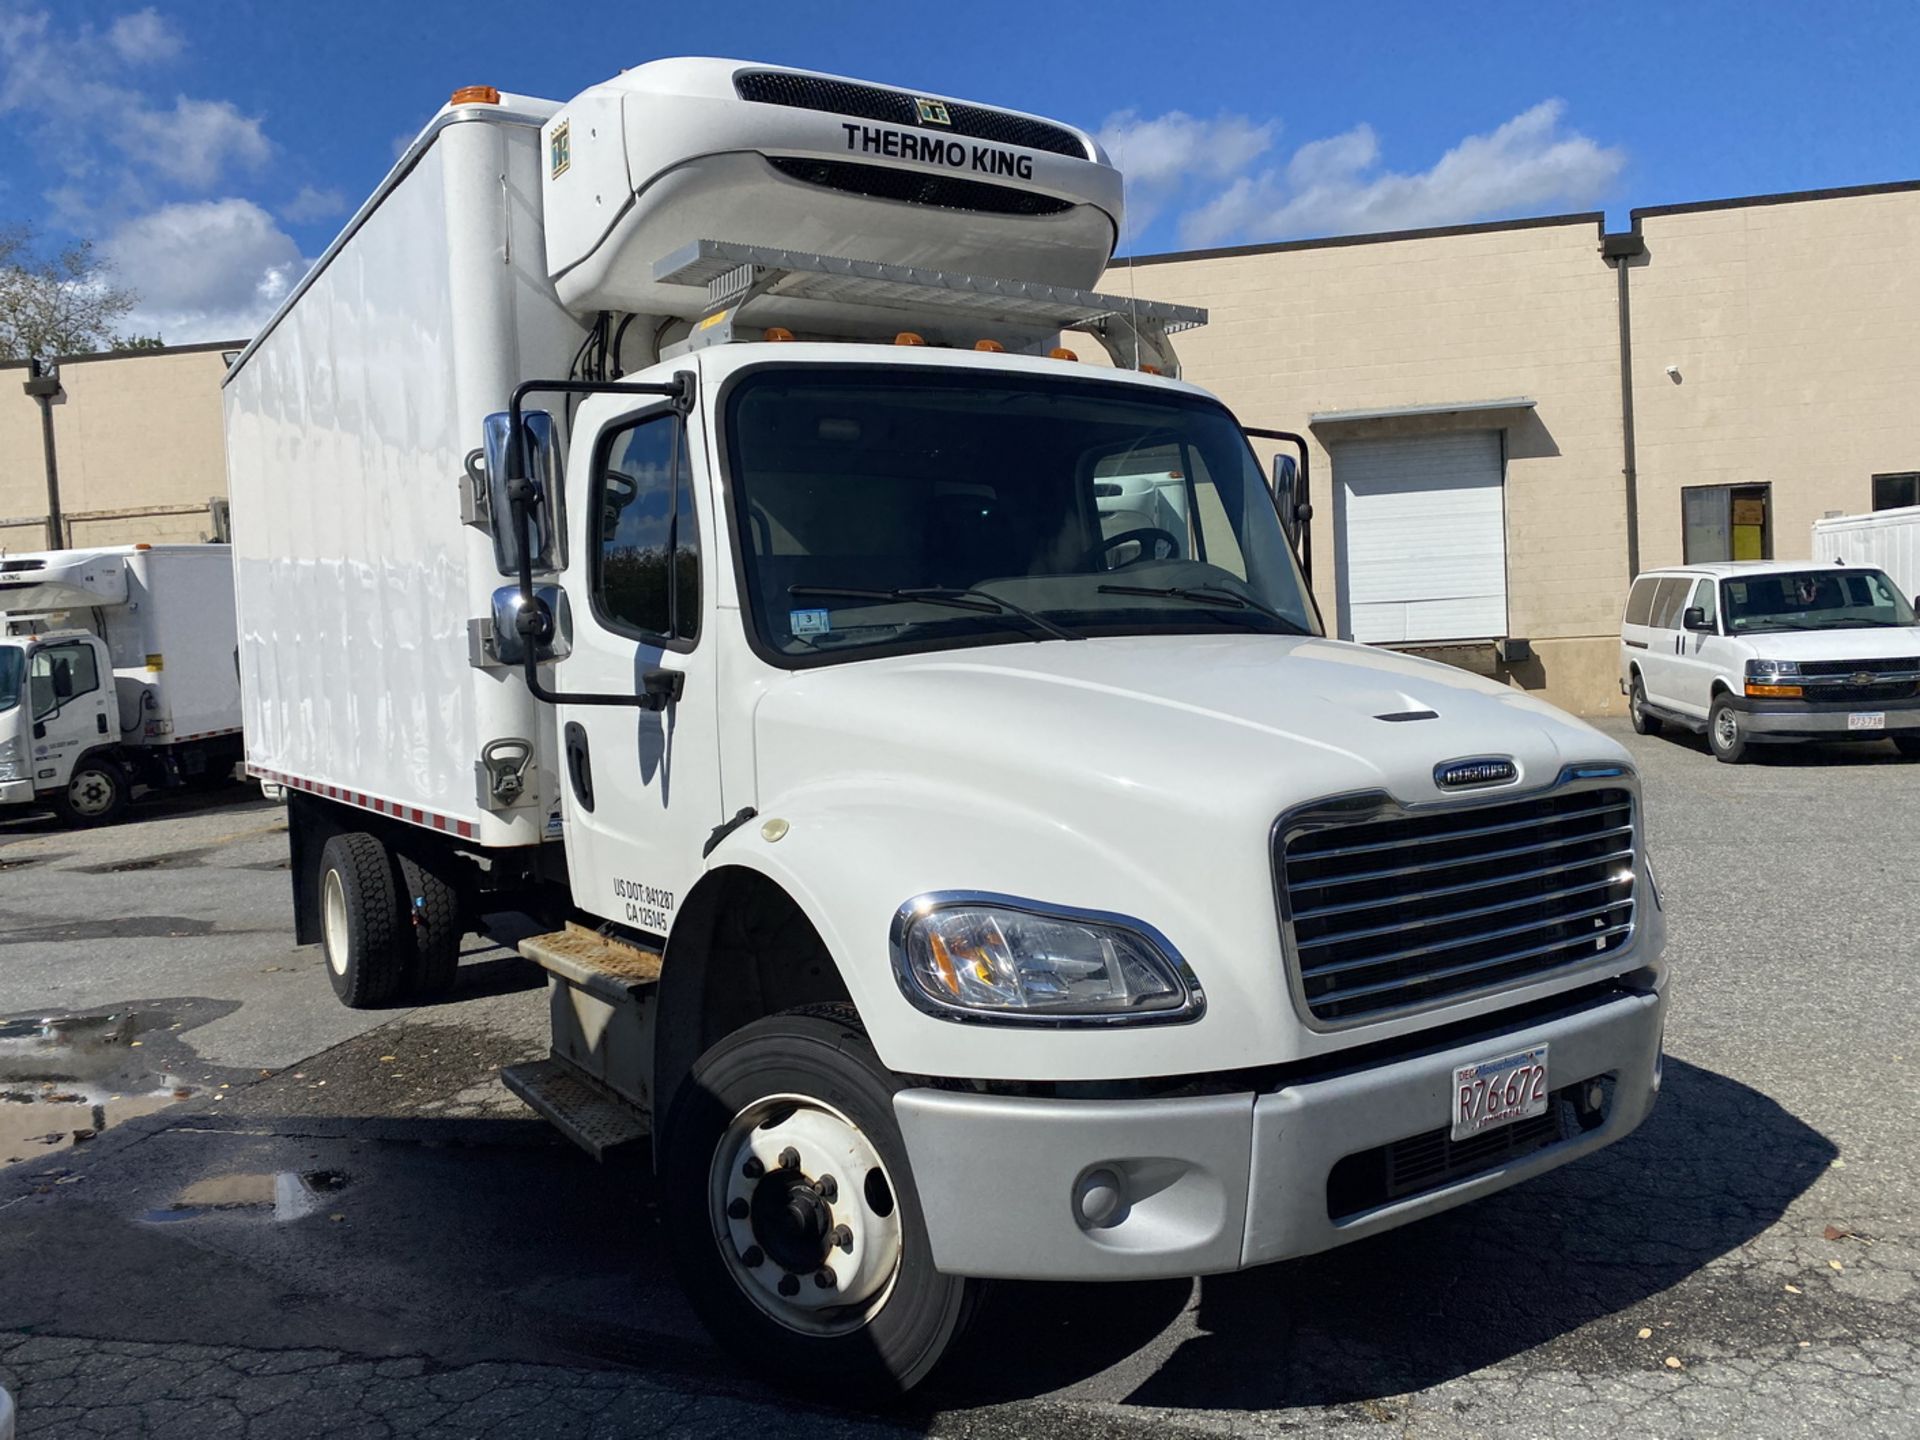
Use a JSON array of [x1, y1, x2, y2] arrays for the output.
[[6, 0, 1919, 342]]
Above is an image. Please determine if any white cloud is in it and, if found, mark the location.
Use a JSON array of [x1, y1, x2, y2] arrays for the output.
[[1175, 100, 1624, 248], [106, 8, 183, 64], [118, 96, 272, 188], [105, 199, 307, 342], [1096, 109, 1277, 237], [280, 184, 347, 224]]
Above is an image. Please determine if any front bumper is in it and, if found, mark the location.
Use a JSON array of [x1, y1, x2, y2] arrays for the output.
[[0, 779, 33, 808], [894, 984, 1666, 1280], [1728, 694, 1920, 737]]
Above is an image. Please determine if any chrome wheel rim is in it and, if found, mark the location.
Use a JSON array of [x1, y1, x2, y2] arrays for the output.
[[710, 1093, 903, 1336], [321, 868, 350, 976]]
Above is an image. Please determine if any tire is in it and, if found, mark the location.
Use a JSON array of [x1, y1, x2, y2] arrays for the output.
[[1894, 736, 1920, 760], [318, 832, 408, 1008], [50, 755, 129, 827], [660, 1005, 982, 1402], [1708, 695, 1749, 764], [397, 853, 463, 998], [1628, 674, 1662, 737]]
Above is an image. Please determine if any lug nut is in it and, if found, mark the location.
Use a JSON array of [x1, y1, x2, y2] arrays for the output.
[[727, 1197, 749, 1220], [814, 1267, 836, 1289], [815, 1173, 838, 1202], [742, 1157, 764, 1180], [778, 1273, 800, 1297], [778, 1146, 801, 1171], [741, 1246, 764, 1269], [832, 1224, 853, 1252]]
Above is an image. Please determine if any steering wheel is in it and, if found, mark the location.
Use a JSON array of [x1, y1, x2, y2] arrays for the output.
[[1091, 527, 1181, 569]]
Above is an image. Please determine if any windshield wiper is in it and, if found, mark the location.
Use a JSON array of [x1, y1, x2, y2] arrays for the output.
[[787, 586, 1082, 642], [1096, 583, 1311, 635]]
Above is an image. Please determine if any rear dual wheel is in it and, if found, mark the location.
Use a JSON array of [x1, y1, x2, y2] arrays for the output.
[[661, 1006, 982, 1402], [319, 832, 465, 1007]]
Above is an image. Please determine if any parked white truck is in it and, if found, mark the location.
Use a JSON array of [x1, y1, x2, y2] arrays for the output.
[[1814, 504, 1920, 599], [225, 60, 1669, 1397], [0, 544, 241, 825]]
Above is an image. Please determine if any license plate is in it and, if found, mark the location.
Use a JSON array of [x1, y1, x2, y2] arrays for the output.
[[1848, 712, 1886, 731], [1452, 1045, 1549, 1141]]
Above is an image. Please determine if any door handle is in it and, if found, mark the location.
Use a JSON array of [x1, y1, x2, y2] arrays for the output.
[[564, 721, 594, 812], [96, 712, 109, 734]]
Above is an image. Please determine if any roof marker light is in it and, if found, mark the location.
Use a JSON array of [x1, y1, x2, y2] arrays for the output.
[[1049, 347, 1078, 361], [895, 332, 926, 347], [450, 85, 501, 105], [973, 338, 1005, 352], [1139, 364, 1162, 375], [762, 327, 795, 343]]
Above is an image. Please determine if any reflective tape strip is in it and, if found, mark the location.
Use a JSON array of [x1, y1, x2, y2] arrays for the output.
[[245, 765, 478, 840]]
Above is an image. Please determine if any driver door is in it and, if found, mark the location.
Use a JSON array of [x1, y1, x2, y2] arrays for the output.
[[29, 639, 114, 785], [553, 392, 723, 941]]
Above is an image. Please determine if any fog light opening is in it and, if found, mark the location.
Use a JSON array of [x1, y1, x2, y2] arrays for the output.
[[1073, 1166, 1129, 1230]]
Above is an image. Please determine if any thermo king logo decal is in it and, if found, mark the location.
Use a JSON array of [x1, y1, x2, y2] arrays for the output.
[[1435, 756, 1518, 789], [549, 120, 570, 179], [914, 98, 952, 125]]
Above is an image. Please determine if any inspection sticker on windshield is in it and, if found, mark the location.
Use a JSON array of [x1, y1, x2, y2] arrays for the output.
[[1848, 712, 1886, 731], [789, 608, 831, 637], [1452, 1044, 1549, 1141]]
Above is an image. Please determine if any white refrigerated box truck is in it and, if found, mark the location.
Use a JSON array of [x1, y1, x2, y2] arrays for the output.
[[0, 544, 241, 825], [1814, 505, 1920, 599], [225, 59, 1669, 1397]]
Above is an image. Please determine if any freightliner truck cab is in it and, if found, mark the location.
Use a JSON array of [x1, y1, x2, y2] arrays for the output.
[[224, 59, 1669, 1400]]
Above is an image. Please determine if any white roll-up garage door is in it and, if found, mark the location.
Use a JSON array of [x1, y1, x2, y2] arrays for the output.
[[1333, 431, 1508, 644]]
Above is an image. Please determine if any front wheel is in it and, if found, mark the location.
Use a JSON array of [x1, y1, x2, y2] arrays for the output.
[[51, 756, 129, 827], [1708, 696, 1749, 764], [660, 1006, 982, 1401]]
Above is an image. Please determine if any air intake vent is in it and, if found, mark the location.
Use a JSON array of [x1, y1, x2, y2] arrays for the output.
[[767, 157, 1075, 217], [735, 71, 1090, 159]]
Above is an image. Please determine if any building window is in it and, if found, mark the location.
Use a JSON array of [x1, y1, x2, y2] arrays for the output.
[[1682, 483, 1771, 563], [1872, 472, 1920, 511]]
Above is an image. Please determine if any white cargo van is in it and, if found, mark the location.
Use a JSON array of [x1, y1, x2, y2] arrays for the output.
[[0, 545, 242, 824], [226, 60, 1669, 1397]]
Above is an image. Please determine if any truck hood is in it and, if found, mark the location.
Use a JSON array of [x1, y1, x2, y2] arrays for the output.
[[753, 633, 1624, 818], [1736, 626, 1920, 663]]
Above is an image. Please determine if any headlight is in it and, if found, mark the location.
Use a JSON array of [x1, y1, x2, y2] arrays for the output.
[[0, 735, 19, 783], [890, 894, 1203, 1025], [1746, 659, 1800, 679]]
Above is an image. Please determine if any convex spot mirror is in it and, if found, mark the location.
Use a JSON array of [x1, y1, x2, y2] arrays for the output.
[[1683, 606, 1713, 632], [490, 584, 573, 666], [483, 409, 565, 577]]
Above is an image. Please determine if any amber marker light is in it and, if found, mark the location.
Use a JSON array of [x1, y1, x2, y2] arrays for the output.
[[450, 85, 501, 105], [1745, 682, 1803, 698], [895, 332, 926, 346], [974, 338, 1005, 352], [762, 327, 795, 342], [1049, 347, 1078, 361]]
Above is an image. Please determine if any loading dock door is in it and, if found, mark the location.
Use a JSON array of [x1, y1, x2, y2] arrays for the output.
[[1333, 431, 1508, 643]]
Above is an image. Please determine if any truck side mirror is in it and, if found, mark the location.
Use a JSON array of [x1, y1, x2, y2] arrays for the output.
[[1683, 606, 1712, 632], [482, 409, 564, 576], [490, 584, 573, 665], [1271, 454, 1298, 541]]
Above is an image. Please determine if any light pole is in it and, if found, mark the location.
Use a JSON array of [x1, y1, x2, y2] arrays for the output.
[[22, 358, 64, 549]]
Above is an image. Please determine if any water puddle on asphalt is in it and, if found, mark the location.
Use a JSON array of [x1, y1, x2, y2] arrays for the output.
[[0, 1012, 196, 1169], [141, 1169, 350, 1224]]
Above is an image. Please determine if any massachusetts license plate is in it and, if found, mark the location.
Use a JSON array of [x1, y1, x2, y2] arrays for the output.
[[1452, 1044, 1549, 1141], [1848, 712, 1886, 731]]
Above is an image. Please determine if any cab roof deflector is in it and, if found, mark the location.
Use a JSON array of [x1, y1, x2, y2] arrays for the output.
[[653, 239, 1207, 377]]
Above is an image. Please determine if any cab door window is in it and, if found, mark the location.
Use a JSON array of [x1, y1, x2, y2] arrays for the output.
[[592, 411, 700, 645], [29, 642, 100, 719]]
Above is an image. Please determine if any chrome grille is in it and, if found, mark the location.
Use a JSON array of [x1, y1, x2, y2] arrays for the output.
[[1278, 783, 1638, 1025]]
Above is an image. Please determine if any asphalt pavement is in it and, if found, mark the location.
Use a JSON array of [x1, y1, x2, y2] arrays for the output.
[[1, 726, 1916, 1438]]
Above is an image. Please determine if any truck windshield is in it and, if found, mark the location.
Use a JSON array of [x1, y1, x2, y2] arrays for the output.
[[1723, 569, 1917, 632], [724, 367, 1319, 662], [0, 645, 22, 714]]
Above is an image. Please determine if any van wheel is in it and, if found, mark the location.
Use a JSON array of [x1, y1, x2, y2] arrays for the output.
[[660, 1005, 982, 1402], [397, 853, 463, 997], [1708, 697, 1748, 764], [319, 832, 407, 1007], [52, 756, 129, 827], [1628, 675, 1662, 736]]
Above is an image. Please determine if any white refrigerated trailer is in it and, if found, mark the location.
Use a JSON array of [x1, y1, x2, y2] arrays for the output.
[[0, 544, 241, 824], [226, 59, 1668, 1398], [1814, 505, 1920, 599]]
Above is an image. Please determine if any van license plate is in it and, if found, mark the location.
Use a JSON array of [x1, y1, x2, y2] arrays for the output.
[[1848, 712, 1886, 731], [1452, 1045, 1549, 1141]]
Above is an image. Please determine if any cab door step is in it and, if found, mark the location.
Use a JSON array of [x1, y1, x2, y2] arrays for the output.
[[502, 1058, 648, 1161], [517, 924, 661, 1133]]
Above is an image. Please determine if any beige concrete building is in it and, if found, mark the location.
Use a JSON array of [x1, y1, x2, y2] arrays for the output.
[[1098, 179, 1920, 715], [1, 340, 242, 554], [7, 182, 1919, 714]]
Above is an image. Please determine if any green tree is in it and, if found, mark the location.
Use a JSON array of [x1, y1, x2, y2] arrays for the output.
[[0, 224, 140, 361]]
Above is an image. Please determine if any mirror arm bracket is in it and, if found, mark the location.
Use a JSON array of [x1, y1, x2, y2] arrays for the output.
[[503, 373, 697, 710]]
